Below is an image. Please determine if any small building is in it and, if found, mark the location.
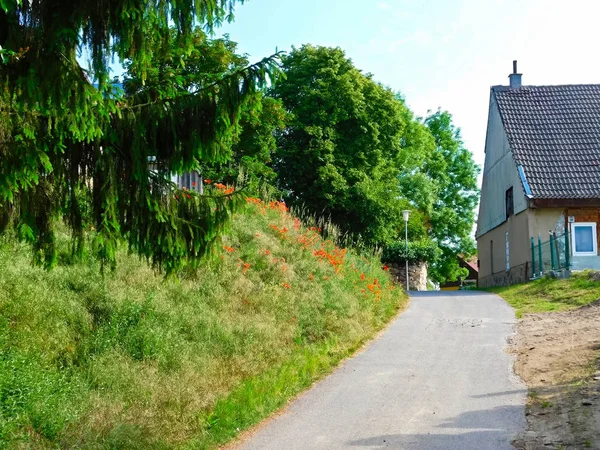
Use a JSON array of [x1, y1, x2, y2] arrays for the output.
[[477, 62, 600, 287]]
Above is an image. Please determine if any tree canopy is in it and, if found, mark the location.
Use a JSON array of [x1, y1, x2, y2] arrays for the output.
[[0, 1, 280, 273], [271, 45, 411, 246], [268, 46, 479, 283]]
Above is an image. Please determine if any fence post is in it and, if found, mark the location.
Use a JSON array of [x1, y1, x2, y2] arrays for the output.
[[531, 237, 536, 279], [564, 230, 570, 270], [538, 234, 543, 277], [553, 231, 560, 269], [549, 233, 556, 270]]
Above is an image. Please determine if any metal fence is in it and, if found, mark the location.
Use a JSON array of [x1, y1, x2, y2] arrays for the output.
[[530, 231, 570, 279]]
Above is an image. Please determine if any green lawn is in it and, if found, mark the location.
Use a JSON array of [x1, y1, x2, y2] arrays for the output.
[[488, 271, 600, 317]]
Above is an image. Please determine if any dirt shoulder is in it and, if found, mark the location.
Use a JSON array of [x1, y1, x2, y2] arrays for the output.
[[511, 299, 600, 449]]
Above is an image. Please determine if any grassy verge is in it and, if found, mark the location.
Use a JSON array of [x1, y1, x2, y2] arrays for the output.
[[488, 271, 600, 317], [0, 197, 406, 449]]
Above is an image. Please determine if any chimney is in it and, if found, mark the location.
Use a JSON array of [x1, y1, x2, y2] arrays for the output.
[[509, 60, 522, 88]]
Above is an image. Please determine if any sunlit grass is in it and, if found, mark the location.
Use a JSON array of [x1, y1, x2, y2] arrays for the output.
[[488, 271, 600, 317], [0, 197, 406, 448]]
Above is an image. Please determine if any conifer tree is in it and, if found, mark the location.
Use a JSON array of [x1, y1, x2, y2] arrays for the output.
[[0, 1, 280, 273]]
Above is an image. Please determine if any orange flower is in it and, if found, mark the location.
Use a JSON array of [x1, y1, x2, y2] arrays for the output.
[[282, 282, 291, 289], [360, 273, 366, 281], [264, 249, 271, 256], [224, 187, 234, 195], [223, 245, 234, 253], [204, 179, 212, 184], [192, 181, 197, 187], [309, 273, 314, 280], [383, 265, 389, 271], [242, 262, 250, 274], [281, 265, 287, 272], [214, 183, 227, 190]]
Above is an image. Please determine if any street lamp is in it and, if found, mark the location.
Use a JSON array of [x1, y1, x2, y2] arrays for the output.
[[402, 210, 410, 292]]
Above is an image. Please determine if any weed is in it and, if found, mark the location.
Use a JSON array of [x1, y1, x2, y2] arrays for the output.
[[0, 197, 406, 448]]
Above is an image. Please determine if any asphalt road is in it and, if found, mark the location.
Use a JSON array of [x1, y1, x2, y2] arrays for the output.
[[239, 291, 527, 450]]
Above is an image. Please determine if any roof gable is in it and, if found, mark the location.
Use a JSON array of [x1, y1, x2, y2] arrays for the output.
[[493, 84, 600, 200]]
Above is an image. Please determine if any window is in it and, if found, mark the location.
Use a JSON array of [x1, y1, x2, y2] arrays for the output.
[[490, 240, 494, 274], [571, 222, 598, 256], [505, 231, 510, 271], [505, 187, 514, 220]]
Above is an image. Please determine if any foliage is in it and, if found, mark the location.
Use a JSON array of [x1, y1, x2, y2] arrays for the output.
[[268, 46, 479, 283], [421, 110, 480, 283], [200, 95, 287, 193], [0, 1, 280, 273], [123, 28, 287, 195], [488, 271, 600, 317], [271, 45, 410, 246], [382, 239, 441, 264], [0, 199, 405, 448]]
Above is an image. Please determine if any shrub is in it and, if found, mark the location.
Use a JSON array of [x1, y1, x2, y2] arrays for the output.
[[382, 239, 441, 264]]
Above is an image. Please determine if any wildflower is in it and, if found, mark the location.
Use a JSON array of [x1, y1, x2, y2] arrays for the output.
[[281, 265, 287, 272], [264, 249, 271, 256], [360, 273, 366, 281], [282, 282, 291, 289], [192, 181, 197, 187], [309, 273, 314, 280], [242, 262, 250, 274], [223, 245, 235, 253], [383, 265, 389, 271], [204, 179, 212, 184], [187, 194, 191, 199], [255, 233, 261, 237], [224, 187, 234, 195]]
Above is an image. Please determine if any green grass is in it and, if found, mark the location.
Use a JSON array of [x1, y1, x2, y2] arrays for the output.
[[488, 271, 600, 317], [0, 198, 406, 449]]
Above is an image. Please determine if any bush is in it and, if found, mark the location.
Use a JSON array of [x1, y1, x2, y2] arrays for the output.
[[382, 239, 441, 264]]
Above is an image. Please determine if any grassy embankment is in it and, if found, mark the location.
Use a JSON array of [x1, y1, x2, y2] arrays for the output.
[[489, 271, 600, 317], [0, 196, 406, 449]]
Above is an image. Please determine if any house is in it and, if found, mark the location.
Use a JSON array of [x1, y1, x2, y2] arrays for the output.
[[477, 62, 600, 287], [440, 255, 479, 290]]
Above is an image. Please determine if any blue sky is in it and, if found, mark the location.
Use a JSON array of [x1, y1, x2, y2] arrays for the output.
[[210, 0, 600, 168]]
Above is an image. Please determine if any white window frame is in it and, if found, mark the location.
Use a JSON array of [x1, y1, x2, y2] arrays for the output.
[[505, 231, 510, 271], [571, 222, 598, 256]]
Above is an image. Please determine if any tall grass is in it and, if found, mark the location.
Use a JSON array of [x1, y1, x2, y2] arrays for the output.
[[0, 196, 405, 449]]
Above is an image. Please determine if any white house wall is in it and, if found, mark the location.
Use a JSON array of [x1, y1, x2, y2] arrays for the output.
[[476, 92, 528, 238]]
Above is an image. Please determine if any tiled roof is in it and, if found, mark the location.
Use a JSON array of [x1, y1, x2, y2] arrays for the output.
[[493, 84, 600, 199]]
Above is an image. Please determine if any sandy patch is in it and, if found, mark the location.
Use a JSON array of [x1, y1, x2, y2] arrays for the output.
[[511, 300, 600, 449]]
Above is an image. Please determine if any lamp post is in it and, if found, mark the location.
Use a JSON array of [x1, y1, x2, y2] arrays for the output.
[[402, 210, 411, 292]]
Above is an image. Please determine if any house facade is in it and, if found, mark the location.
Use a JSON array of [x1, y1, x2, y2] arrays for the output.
[[477, 63, 600, 287]]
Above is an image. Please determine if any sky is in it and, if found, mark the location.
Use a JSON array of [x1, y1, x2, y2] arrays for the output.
[[208, 0, 600, 169]]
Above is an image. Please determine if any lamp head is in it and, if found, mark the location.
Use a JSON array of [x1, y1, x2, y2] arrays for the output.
[[402, 210, 411, 222]]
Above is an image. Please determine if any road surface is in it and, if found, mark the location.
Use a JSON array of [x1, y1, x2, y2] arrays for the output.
[[238, 291, 526, 450]]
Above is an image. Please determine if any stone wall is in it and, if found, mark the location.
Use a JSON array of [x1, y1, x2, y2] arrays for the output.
[[477, 262, 529, 288], [388, 261, 428, 291]]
